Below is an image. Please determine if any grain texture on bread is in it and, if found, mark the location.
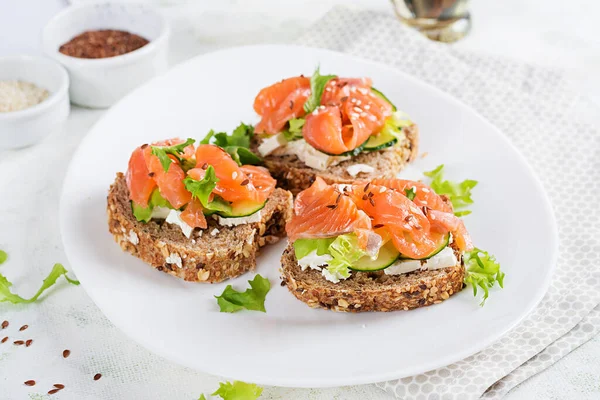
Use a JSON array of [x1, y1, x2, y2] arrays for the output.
[[280, 244, 465, 312], [107, 173, 293, 283], [253, 124, 419, 194]]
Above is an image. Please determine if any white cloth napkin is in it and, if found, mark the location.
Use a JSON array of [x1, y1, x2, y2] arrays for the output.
[[295, 6, 600, 399]]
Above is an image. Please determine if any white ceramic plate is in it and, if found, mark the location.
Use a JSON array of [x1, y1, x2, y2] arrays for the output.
[[60, 45, 557, 388]]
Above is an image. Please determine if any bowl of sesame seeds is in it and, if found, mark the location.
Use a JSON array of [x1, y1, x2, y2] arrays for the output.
[[0, 55, 70, 150], [42, 2, 170, 109]]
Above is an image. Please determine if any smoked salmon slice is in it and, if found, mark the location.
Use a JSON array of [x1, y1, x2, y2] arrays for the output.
[[144, 145, 192, 209], [286, 177, 371, 241], [126, 146, 156, 207], [180, 198, 207, 229]]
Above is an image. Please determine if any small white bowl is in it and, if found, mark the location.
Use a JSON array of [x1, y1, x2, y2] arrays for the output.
[[0, 55, 70, 150], [42, 2, 169, 109]]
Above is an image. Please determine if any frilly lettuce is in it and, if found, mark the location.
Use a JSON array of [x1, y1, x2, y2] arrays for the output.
[[464, 248, 505, 306], [215, 274, 271, 313], [303, 67, 336, 114], [424, 164, 478, 216], [200, 380, 263, 400], [132, 189, 173, 223], [151, 138, 196, 172]]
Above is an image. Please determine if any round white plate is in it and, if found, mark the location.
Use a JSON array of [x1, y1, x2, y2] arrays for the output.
[[60, 45, 557, 388]]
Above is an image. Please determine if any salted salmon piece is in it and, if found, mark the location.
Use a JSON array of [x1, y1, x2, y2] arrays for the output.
[[126, 146, 156, 207], [372, 179, 453, 213], [143, 145, 192, 209], [240, 165, 276, 203], [180, 198, 207, 229], [254, 76, 311, 135], [286, 177, 371, 241], [151, 138, 195, 160], [350, 183, 442, 259], [428, 209, 473, 251]]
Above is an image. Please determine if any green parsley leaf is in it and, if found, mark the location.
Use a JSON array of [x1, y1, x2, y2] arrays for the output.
[[282, 118, 305, 141], [0, 263, 79, 304], [463, 248, 505, 306], [0, 250, 7, 265], [424, 164, 478, 216], [151, 138, 196, 172], [404, 187, 416, 201], [132, 189, 173, 223], [211, 380, 263, 400], [215, 275, 271, 313], [303, 67, 337, 114]]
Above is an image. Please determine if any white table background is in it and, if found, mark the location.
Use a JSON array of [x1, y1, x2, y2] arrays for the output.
[[1, 0, 599, 399]]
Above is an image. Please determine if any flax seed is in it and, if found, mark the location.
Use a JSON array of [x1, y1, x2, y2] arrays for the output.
[[63, 349, 71, 358], [336, 193, 341, 203], [48, 389, 60, 395], [240, 179, 249, 186], [19, 325, 28, 331], [362, 194, 368, 200], [369, 198, 375, 206], [53, 384, 65, 389], [24, 380, 36, 386], [363, 182, 370, 191], [147, 172, 155, 178], [373, 224, 384, 228], [1, 321, 8, 329], [25, 339, 33, 347], [289, 100, 294, 110], [326, 204, 337, 209], [1, 337, 7, 343], [14, 340, 24, 345], [201, 163, 208, 170], [94, 373, 102, 381]]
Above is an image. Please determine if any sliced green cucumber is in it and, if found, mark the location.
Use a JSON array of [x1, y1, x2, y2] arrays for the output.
[[349, 241, 400, 272], [399, 233, 450, 260], [371, 87, 397, 112], [363, 130, 398, 151], [215, 199, 266, 218]]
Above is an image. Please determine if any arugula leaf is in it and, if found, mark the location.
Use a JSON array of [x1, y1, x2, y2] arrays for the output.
[[132, 189, 173, 223], [151, 138, 196, 172], [212, 380, 263, 400], [215, 275, 271, 313], [463, 248, 505, 306], [282, 118, 305, 141], [0, 263, 79, 304], [0, 250, 7, 265], [293, 238, 335, 260], [303, 67, 337, 114], [424, 164, 478, 216], [404, 187, 416, 201], [201, 123, 261, 166]]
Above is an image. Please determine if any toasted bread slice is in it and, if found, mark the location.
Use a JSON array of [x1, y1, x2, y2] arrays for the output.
[[280, 244, 465, 312], [107, 173, 293, 283], [254, 124, 419, 195]]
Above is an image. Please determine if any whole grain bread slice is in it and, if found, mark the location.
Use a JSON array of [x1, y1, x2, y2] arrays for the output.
[[253, 124, 419, 195], [280, 244, 465, 312], [107, 173, 293, 283]]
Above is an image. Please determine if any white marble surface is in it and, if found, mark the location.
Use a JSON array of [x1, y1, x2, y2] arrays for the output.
[[1, 1, 599, 399]]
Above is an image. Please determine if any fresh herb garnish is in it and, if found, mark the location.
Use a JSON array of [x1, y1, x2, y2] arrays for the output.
[[200, 123, 262, 166], [0, 250, 7, 265], [151, 138, 196, 172], [282, 118, 305, 141], [183, 166, 232, 214], [215, 274, 270, 313], [132, 189, 173, 223], [424, 164, 478, 216], [404, 187, 416, 201], [464, 248, 505, 306], [303, 67, 336, 114], [201, 380, 263, 400], [0, 261, 79, 304]]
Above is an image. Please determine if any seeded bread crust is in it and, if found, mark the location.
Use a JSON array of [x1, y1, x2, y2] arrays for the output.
[[280, 244, 465, 312], [107, 173, 293, 283], [253, 124, 419, 195]]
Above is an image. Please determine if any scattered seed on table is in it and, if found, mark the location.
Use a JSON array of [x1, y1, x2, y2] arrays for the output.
[[48, 388, 60, 395], [53, 384, 65, 389], [1, 321, 8, 329], [1, 337, 7, 344], [93, 373, 102, 381], [24, 380, 36, 386], [19, 325, 28, 331], [13, 340, 24, 346], [63, 349, 71, 358], [25, 339, 33, 347]]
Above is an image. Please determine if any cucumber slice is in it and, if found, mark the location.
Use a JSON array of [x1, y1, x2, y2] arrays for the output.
[[349, 241, 400, 272], [399, 233, 451, 260], [371, 87, 397, 112], [363, 130, 398, 151], [215, 199, 266, 218]]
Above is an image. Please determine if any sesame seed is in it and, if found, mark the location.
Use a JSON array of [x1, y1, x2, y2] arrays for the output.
[[361, 112, 368, 118], [312, 109, 318, 115], [319, 105, 326, 110], [358, 88, 368, 95], [325, 87, 331, 92], [430, 214, 436, 220], [353, 107, 362, 113], [422, 188, 430, 193], [350, 113, 360, 119], [368, 115, 377, 122], [380, 187, 387, 193], [350, 98, 357, 103], [364, 104, 371, 110], [232, 171, 238, 179], [356, 100, 362, 106]]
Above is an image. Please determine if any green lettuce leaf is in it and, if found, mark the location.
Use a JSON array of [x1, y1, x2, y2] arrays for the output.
[[379, 111, 413, 140], [0, 250, 7, 265], [293, 238, 335, 260], [404, 187, 416, 201], [0, 263, 79, 304], [464, 248, 505, 306], [303, 67, 336, 114], [212, 380, 263, 400], [282, 118, 305, 141], [151, 138, 196, 172], [323, 259, 351, 281], [424, 164, 478, 216], [132, 189, 173, 223], [328, 234, 366, 266], [198, 395, 207, 400], [183, 166, 232, 214], [215, 275, 271, 313], [200, 123, 261, 166]]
